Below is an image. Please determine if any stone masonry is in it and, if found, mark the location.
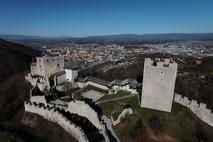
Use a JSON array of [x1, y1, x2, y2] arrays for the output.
[[141, 58, 178, 112]]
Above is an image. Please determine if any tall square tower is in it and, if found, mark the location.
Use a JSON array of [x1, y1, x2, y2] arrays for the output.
[[141, 58, 178, 112]]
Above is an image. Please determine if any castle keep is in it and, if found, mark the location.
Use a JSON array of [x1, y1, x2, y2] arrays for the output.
[[141, 58, 178, 112], [31, 55, 64, 78], [26, 55, 78, 91]]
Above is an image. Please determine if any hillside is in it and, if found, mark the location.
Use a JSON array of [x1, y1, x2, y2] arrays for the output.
[[0, 39, 40, 83], [0, 38, 40, 114]]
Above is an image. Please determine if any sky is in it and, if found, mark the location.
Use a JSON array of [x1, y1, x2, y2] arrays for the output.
[[0, 0, 213, 37]]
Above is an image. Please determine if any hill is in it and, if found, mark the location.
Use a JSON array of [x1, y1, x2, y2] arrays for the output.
[[0, 38, 40, 113], [0, 39, 40, 83], [1, 33, 213, 43], [81, 33, 213, 43]]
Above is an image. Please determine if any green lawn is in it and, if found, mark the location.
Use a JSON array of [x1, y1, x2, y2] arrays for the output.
[[117, 95, 140, 109], [99, 101, 125, 118], [98, 95, 139, 119], [97, 90, 132, 102], [113, 102, 213, 142], [65, 87, 81, 96], [98, 94, 213, 142]]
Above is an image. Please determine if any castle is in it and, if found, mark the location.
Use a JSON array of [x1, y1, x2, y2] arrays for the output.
[[25, 55, 125, 142], [24, 55, 213, 142], [30, 55, 64, 78], [141, 58, 178, 112], [26, 55, 78, 91]]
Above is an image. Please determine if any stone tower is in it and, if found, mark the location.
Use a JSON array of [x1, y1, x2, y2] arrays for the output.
[[141, 58, 178, 112], [31, 55, 64, 78]]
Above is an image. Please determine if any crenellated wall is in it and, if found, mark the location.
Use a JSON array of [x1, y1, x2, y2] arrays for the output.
[[76, 81, 138, 95], [33, 56, 64, 78], [174, 93, 213, 127], [110, 84, 138, 95], [24, 101, 89, 142], [68, 100, 102, 129], [25, 74, 49, 91], [67, 100, 110, 142]]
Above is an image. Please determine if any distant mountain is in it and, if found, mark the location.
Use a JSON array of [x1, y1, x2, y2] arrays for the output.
[[1, 33, 213, 43], [0, 34, 49, 40], [80, 33, 213, 42]]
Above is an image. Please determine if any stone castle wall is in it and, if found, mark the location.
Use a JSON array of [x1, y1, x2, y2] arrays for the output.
[[141, 58, 178, 112], [56, 73, 66, 85], [24, 101, 89, 142], [111, 84, 137, 95], [29, 86, 47, 105], [65, 69, 78, 83], [174, 93, 213, 127], [33, 56, 64, 78], [111, 108, 133, 126], [68, 100, 102, 129], [76, 80, 137, 95], [30, 96, 46, 106], [67, 100, 110, 142], [75, 81, 87, 88], [86, 81, 109, 90], [76, 80, 109, 91]]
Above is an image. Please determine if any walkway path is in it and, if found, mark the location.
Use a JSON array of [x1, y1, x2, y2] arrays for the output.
[[96, 94, 136, 104], [102, 115, 120, 142]]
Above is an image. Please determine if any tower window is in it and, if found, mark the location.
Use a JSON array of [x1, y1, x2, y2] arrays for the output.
[[152, 61, 157, 66], [163, 64, 169, 67]]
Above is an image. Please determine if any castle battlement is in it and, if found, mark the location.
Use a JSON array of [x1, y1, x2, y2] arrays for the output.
[[141, 58, 178, 112], [31, 55, 64, 78], [24, 101, 103, 142], [174, 93, 213, 127], [145, 58, 177, 69], [68, 100, 102, 130]]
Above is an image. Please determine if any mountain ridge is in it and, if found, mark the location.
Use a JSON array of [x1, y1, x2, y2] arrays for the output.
[[1, 33, 213, 43]]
